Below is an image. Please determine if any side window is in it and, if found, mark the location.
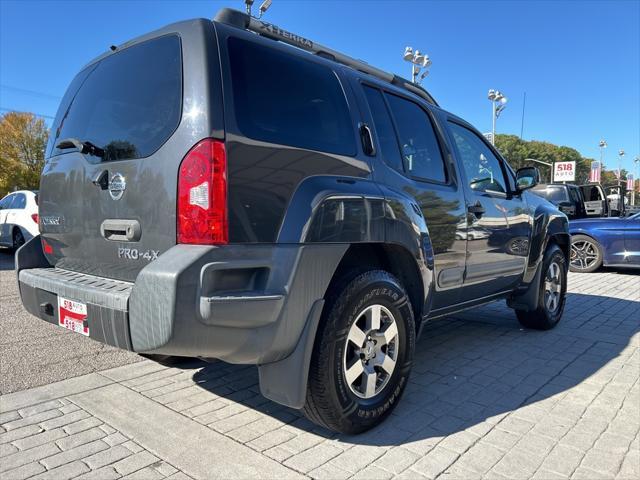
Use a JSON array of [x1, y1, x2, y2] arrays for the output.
[[12, 194, 26, 209], [362, 86, 403, 172], [448, 123, 508, 194], [1, 195, 15, 209], [385, 93, 447, 183], [228, 37, 356, 156]]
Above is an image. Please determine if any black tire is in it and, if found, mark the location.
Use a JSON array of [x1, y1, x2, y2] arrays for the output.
[[569, 234, 603, 273], [516, 244, 567, 330], [303, 270, 416, 434], [12, 228, 25, 250]]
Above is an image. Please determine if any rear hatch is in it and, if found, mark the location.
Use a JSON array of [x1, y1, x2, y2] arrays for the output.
[[40, 21, 221, 281]]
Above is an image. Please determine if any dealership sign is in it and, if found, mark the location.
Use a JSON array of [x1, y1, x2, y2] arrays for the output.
[[553, 161, 576, 182]]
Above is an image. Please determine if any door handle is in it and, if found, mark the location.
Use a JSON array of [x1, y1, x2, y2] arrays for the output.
[[468, 203, 485, 216], [359, 123, 376, 157]]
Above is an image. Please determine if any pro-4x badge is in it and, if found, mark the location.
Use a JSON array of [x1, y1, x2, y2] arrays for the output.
[[109, 173, 126, 200]]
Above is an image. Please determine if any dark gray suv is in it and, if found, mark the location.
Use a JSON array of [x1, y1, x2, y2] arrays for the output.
[[16, 8, 570, 434]]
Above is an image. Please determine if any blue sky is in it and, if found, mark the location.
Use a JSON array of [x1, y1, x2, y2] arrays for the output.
[[1, 0, 638, 173]]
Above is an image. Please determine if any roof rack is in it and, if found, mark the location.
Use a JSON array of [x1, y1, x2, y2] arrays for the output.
[[214, 8, 439, 107]]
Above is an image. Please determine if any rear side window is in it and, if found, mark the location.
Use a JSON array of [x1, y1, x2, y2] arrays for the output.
[[11, 193, 26, 209], [362, 86, 403, 172], [48, 35, 182, 161], [228, 38, 356, 156], [384, 93, 447, 183]]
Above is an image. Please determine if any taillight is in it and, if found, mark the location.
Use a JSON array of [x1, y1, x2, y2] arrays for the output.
[[31, 213, 39, 224], [177, 139, 228, 244]]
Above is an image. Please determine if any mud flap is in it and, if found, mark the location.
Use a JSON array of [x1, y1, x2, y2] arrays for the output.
[[257, 299, 325, 409], [507, 260, 542, 312]]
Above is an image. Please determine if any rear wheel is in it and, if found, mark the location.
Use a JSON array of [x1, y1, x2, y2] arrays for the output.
[[303, 270, 415, 434], [569, 235, 602, 273], [516, 244, 567, 330], [12, 228, 25, 250]]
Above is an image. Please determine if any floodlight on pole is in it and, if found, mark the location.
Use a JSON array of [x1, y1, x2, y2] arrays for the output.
[[244, 0, 254, 15], [258, 0, 272, 17], [598, 139, 607, 167], [488, 89, 508, 145], [403, 46, 432, 84]]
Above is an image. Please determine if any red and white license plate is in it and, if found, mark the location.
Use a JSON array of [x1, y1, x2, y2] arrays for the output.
[[58, 296, 89, 336]]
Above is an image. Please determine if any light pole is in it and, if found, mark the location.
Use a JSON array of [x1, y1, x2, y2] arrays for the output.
[[598, 139, 607, 168], [403, 47, 432, 84], [633, 156, 640, 206], [526, 158, 553, 183], [488, 90, 508, 146]]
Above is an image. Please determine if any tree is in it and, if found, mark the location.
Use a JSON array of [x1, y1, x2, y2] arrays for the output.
[[0, 112, 49, 196], [494, 134, 592, 184]]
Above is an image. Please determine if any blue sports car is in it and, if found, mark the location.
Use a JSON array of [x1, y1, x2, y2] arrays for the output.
[[569, 212, 640, 272]]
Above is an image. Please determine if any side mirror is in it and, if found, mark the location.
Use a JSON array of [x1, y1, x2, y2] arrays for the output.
[[516, 166, 540, 191]]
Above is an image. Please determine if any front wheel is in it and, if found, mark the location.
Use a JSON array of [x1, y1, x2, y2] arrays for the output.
[[303, 270, 415, 434], [569, 234, 602, 273], [516, 244, 567, 330]]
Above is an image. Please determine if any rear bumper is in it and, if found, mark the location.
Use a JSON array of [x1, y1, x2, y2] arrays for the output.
[[17, 236, 346, 364]]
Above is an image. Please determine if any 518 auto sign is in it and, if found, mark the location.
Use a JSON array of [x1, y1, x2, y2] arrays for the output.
[[553, 161, 576, 182]]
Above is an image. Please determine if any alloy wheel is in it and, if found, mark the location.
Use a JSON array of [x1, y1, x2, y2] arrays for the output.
[[544, 261, 562, 314], [342, 304, 399, 399], [570, 240, 599, 271]]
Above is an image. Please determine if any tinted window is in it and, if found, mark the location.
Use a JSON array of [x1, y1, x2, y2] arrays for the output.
[[362, 86, 403, 171], [229, 38, 355, 156], [0, 195, 13, 209], [385, 93, 446, 182], [448, 123, 507, 193], [12, 193, 26, 209], [49, 35, 182, 161]]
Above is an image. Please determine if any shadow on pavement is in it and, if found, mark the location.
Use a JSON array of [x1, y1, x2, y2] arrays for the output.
[[0, 248, 15, 271], [186, 290, 638, 446]]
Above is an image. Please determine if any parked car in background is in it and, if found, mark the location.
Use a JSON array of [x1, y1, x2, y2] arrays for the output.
[[531, 183, 587, 219], [579, 183, 609, 217], [569, 212, 640, 272], [0, 190, 39, 249]]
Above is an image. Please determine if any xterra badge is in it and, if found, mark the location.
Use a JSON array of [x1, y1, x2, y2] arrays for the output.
[[109, 173, 126, 200]]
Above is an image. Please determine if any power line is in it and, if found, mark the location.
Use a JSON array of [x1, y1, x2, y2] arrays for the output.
[[0, 107, 55, 120], [1, 84, 61, 101]]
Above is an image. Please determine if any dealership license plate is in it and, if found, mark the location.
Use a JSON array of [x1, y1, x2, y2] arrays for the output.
[[58, 297, 89, 336]]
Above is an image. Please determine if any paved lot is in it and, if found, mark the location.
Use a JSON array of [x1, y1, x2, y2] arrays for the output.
[[0, 257, 638, 479], [0, 249, 142, 394]]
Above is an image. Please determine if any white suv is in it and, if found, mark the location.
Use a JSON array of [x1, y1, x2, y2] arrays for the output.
[[0, 190, 39, 249]]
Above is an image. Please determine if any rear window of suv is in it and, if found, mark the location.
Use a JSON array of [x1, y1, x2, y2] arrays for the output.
[[228, 37, 356, 156], [47, 35, 182, 161]]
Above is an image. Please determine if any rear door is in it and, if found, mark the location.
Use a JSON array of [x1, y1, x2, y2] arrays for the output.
[[354, 82, 467, 311], [40, 22, 222, 281]]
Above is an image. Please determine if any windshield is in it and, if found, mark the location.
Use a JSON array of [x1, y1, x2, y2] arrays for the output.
[[533, 186, 569, 203]]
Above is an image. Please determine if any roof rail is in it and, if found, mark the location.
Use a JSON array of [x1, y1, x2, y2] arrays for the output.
[[213, 8, 438, 107]]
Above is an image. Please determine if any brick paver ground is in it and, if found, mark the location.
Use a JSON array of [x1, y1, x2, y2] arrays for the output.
[[1, 270, 638, 479]]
